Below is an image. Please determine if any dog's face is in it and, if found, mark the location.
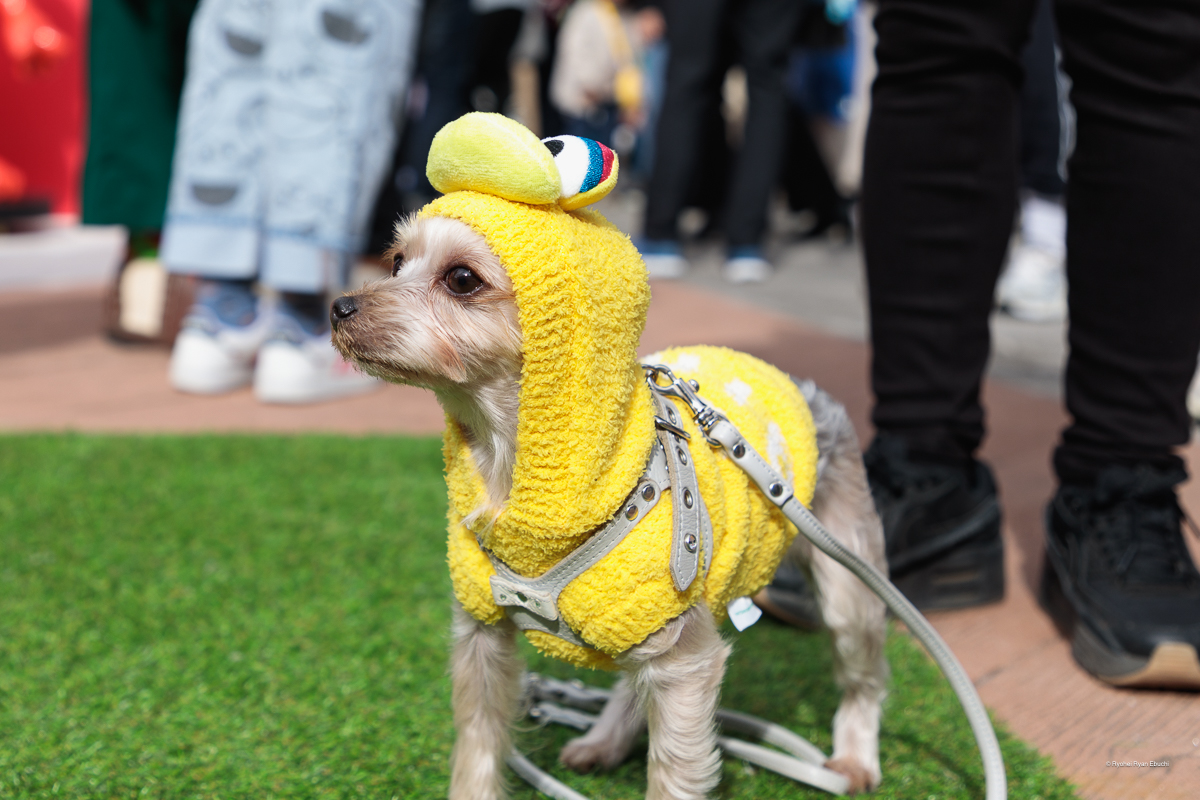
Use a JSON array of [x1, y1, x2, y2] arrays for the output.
[[330, 216, 522, 389]]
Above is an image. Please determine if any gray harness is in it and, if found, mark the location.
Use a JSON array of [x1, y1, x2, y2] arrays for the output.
[[484, 375, 714, 649]]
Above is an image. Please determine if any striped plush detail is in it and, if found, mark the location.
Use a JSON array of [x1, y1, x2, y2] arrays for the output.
[[542, 135, 619, 211]]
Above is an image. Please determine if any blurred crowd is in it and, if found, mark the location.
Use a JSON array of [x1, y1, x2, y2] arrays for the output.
[[59, 0, 878, 404]]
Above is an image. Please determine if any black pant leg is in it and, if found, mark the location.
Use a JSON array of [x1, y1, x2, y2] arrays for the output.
[[396, 0, 474, 202], [1020, 0, 1066, 197], [643, 0, 727, 242], [1052, 0, 1200, 482], [862, 0, 1037, 464], [722, 0, 803, 247], [782, 102, 841, 219]]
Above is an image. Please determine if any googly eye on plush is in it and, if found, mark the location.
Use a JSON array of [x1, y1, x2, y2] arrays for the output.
[[541, 135, 619, 211]]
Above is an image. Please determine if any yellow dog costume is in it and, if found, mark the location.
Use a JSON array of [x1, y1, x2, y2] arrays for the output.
[[424, 113, 819, 670]]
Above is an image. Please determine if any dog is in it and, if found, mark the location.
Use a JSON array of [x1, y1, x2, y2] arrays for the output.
[[329, 113, 888, 800]]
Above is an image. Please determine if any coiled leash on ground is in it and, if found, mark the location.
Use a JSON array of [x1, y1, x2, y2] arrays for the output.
[[507, 365, 1007, 800], [511, 673, 855, 797]]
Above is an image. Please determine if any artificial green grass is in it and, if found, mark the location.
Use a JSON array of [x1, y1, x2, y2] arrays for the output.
[[0, 434, 1079, 799]]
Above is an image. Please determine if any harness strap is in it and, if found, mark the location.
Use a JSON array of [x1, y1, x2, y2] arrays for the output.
[[486, 440, 669, 647], [486, 377, 713, 649], [650, 388, 714, 591]]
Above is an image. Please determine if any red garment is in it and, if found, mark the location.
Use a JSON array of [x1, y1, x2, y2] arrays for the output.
[[0, 0, 84, 213]]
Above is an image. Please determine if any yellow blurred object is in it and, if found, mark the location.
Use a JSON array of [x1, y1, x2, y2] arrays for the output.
[[597, 0, 643, 114], [614, 64, 643, 115]]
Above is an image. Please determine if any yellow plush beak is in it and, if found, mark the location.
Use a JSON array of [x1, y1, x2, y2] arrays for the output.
[[426, 113, 562, 205]]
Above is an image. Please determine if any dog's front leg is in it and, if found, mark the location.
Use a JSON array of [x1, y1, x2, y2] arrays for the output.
[[449, 601, 522, 800], [620, 605, 731, 800]]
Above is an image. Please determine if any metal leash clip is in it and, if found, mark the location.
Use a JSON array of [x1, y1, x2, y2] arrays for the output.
[[643, 363, 727, 445]]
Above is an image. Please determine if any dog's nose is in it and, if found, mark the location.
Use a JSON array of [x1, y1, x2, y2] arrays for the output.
[[330, 295, 359, 325]]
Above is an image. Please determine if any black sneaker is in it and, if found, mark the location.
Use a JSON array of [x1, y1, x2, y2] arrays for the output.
[[1042, 464, 1200, 689], [865, 434, 1005, 610]]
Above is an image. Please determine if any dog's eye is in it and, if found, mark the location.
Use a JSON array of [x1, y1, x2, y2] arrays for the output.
[[445, 266, 483, 295], [391, 252, 405, 277]]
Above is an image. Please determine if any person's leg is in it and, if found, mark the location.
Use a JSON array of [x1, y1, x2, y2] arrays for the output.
[[717, 0, 802, 283], [1019, 0, 1065, 200], [83, 0, 199, 232], [159, 0, 269, 283], [1042, 0, 1200, 687], [468, 8, 523, 114], [260, 0, 418, 300], [863, 0, 1036, 463], [252, 0, 419, 403], [997, 0, 1070, 322], [395, 0, 475, 209], [160, 0, 275, 395], [1053, 0, 1200, 482], [781, 96, 846, 238], [781, 31, 855, 239], [640, 0, 725, 258], [859, 0, 1036, 610], [722, 0, 802, 251]]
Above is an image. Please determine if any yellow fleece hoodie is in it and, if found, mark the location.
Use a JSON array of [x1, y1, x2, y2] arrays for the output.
[[423, 113, 818, 670]]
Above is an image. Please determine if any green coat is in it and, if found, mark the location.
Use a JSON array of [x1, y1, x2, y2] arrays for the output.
[[82, 0, 198, 232]]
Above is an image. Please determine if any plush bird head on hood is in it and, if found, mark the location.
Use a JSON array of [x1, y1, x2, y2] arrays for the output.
[[420, 113, 658, 579], [425, 112, 621, 212]]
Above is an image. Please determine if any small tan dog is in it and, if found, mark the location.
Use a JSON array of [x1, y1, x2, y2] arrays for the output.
[[330, 115, 888, 800]]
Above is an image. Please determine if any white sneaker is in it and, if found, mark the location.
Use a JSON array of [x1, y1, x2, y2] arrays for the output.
[[997, 243, 1067, 322], [722, 255, 772, 284], [643, 252, 690, 279], [169, 306, 272, 394], [253, 327, 380, 405]]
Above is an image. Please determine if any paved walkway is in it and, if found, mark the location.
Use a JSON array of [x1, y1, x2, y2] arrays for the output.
[[2, 267, 1198, 799]]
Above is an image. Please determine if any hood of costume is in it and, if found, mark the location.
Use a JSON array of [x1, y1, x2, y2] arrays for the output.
[[421, 113, 819, 669]]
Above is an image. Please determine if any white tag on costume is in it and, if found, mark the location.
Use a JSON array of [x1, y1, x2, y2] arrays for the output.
[[727, 596, 763, 631]]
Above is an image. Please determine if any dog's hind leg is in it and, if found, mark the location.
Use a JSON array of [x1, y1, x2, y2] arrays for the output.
[[799, 384, 890, 794], [560, 677, 644, 772], [618, 604, 730, 800], [449, 601, 522, 800]]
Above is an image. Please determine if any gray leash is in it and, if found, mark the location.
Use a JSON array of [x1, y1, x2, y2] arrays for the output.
[[506, 365, 1008, 799], [646, 365, 1006, 800]]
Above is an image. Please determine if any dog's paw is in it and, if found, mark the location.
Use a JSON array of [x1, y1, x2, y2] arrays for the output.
[[825, 756, 880, 795], [559, 736, 628, 773]]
